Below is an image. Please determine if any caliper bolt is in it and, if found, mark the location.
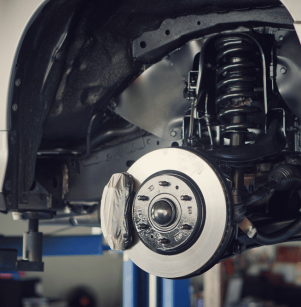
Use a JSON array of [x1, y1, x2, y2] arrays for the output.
[[159, 181, 169, 186], [280, 67, 287, 75], [138, 195, 149, 201], [181, 224, 192, 230], [170, 130, 177, 137], [233, 241, 246, 255], [180, 195, 191, 201], [139, 223, 148, 229], [159, 238, 170, 244]]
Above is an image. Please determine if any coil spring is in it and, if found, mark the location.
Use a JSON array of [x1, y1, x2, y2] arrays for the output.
[[214, 35, 264, 144]]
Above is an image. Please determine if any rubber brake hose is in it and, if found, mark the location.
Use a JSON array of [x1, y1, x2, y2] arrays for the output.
[[252, 217, 301, 245]]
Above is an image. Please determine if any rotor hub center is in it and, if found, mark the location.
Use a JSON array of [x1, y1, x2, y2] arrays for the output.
[[151, 199, 175, 226], [132, 172, 205, 255]]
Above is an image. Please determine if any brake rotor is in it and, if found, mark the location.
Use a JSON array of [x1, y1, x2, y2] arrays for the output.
[[126, 148, 233, 279]]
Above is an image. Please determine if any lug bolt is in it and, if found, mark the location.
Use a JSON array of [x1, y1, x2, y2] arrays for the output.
[[180, 195, 191, 201], [138, 195, 149, 201], [15, 79, 21, 86], [159, 181, 169, 186], [181, 224, 192, 230], [139, 223, 148, 229], [159, 238, 169, 244], [12, 104, 18, 111]]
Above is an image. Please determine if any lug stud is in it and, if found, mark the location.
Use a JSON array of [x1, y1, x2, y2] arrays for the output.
[[180, 195, 191, 201], [159, 181, 169, 186], [181, 224, 192, 230], [138, 195, 149, 201], [139, 223, 148, 229], [159, 238, 169, 244]]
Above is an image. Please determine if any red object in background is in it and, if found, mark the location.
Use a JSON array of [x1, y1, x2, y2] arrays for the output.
[[224, 259, 234, 276], [0, 273, 13, 279], [277, 246, 301, 263], [79, 296, 91, 307]]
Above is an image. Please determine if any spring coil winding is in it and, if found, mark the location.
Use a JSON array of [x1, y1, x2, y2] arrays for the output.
[[214, 35, 264, 143]]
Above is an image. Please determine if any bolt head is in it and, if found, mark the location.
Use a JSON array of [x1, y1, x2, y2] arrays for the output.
[[180, 195, 191, 201], [159, 181, 169, 187], [159, 238, 170, 244], [138, 195, 149, 201], [15, 79, 21, 86], [170, 131, 177, 137], [12, 104, 18, 111], [280, 67, 287, 75], [55, 52, 62, 60]]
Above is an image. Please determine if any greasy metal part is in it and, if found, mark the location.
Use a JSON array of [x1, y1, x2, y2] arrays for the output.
[[114, 40, 203, 141], [239, 216, 257, 239], [207, 120, 286, 162], [132, 173, 203, 254], [215, 34, 266, 141], [203, 92, 213, 146], [294, 121, 301, 152], [151, 200, 174, 226], [138, 195, 149, 201], [181, 195, 191, 201], [276, 31, 301, 122], [187, 71, 199, 145], [248, 34, 268, 119], [231, 128, 245, 205], [188, 99, 196, 145], [126, 148, 231, 278], [233, 168, 245, 205], [158, 181, 169, 187]]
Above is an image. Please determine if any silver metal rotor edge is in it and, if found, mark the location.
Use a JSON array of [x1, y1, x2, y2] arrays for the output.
[[126, 148, 228, 278]]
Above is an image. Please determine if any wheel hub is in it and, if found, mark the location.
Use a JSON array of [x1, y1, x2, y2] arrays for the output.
[[126, 148, 233, 279], [151, 199, 174, 226], [132, 173, 205, 254]]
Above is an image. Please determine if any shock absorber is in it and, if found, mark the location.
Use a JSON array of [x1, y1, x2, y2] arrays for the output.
[[214, 34, 265, 206], [215, 35, 265, 147]]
